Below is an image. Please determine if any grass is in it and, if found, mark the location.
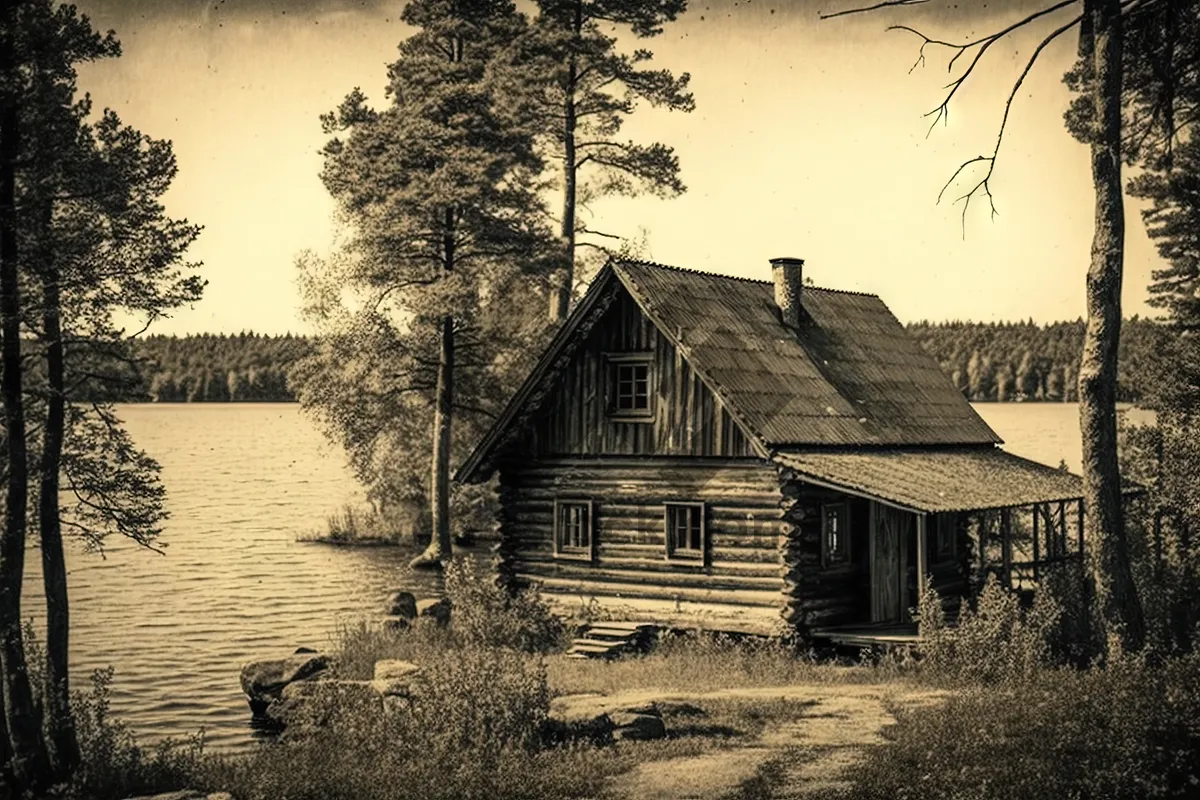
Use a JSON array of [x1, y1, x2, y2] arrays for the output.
[[548, 630, 881, 697], [53, 554, 1200, 800], [297, 503, 406, 546], [826, 654, 1200, 800]]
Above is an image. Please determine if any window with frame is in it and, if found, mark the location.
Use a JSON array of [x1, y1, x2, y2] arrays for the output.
[[935, 513, 957, 561], [554, 500, 593, 558], [608, 354, 652, 419], [822, 503, 850, 566], [665, 503, 706, 558]]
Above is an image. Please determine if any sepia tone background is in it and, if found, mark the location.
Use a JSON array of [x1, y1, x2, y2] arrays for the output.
[[72, 0, 1160, 334]]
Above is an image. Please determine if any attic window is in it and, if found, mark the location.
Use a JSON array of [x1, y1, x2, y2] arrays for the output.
[[607, 353, 653, 420]]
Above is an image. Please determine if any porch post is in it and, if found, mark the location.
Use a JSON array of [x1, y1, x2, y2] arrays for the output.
[[915, 512, 928, 630], [1032, 504, 1040, 582], [1000, 507, 1013, 588]]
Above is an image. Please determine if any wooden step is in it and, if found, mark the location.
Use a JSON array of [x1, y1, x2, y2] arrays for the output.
[[563, 621, 661, 659], [571, 637, 632, 649], [587, 624, 657, 636]]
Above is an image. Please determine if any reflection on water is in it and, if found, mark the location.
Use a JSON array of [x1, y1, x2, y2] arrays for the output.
[[17, 401, 1135, 752], [21, 404, 472, 753]]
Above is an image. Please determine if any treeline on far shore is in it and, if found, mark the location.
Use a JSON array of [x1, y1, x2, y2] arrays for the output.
[[907, 318, 1162, 404], [111, 320, 1163, 404], [120, 333, 311, 402]]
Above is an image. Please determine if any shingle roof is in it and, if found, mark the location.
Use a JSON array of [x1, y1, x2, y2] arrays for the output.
[[614, 260, 1000, 447], [457, 259, 1003, 483], [774, 448, 1084, 513]]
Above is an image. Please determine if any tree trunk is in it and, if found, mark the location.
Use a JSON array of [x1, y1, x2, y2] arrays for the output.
[[411, 209, 456, 568], [0, 0, 51, 785], [1078, 0, 1146, 654], [428, 314, 454, 559], [549, 1, 582, 322], [38, 234, 78, 776]]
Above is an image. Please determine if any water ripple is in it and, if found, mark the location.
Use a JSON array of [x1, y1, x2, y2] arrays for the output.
[[19, 404, 467, 754]]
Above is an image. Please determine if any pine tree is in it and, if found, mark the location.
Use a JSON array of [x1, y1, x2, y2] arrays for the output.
[[519, 0, 694, 320], [12, 3, 202, 779], [305, 0, 556, 565]]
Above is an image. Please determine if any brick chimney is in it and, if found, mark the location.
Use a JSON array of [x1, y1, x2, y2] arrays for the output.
[[771, 257, 804, 329]]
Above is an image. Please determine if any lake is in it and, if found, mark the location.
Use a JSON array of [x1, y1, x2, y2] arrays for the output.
[[17, 401, 1145, 752]]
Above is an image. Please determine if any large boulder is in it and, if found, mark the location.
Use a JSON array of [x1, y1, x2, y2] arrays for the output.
[[547, 694, 667, 744], [609, 709, 667, 741], [240, 649, 330, 715], [416, 597, 452, 627]]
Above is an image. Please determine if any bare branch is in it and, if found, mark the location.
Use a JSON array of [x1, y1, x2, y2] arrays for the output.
[[885, 0, 1076, 133], [937, 13, 1083, 235], [578, 227, 622, 240], [819, 0, 929, 20]]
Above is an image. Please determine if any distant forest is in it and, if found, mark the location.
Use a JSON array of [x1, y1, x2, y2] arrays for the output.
[[907, 318, 1162, 404], [125, 333, 311, 402], [115, 321, 1162, 403]]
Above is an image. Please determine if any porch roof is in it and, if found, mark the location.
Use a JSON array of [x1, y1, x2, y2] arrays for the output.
[[774, 446, 1085, 514]]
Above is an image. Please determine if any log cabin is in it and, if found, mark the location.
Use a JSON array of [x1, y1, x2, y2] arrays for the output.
[[457, 258, 1089, 643]]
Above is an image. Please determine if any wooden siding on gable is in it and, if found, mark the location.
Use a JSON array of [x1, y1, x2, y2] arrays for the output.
[[519, 291, 756, 459]]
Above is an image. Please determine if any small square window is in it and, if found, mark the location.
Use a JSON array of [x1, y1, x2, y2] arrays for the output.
[[822, 503, 850, 566], [608, 355, 653, 419], [665, 503, 706, 558], [554, 500, 593, 558]]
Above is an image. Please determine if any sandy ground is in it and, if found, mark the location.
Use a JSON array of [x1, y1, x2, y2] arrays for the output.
[[604, 684, 948, 800]]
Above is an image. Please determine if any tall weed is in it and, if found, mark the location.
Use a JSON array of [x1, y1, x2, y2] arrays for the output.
[[918, 574, 1062, 684]]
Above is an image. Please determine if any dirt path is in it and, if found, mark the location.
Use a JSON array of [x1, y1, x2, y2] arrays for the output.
[[605, 683, 947, 800]]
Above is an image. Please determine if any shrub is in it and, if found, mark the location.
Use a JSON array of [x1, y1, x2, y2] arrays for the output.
[[66, 667, 205, 800], [917, 574, 1062, 684], [212, 643, 567, 800], [443, 556, 565, 653]]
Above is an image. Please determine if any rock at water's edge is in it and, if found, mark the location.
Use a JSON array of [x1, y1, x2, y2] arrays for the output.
[[416, 597, 452, 627], [266, 679, 382, 733], [240, 652, 329, 715], [386, 591, 418, 619]]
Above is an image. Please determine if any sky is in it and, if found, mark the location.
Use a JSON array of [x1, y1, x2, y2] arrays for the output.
[[72, 0, 1165, 335]]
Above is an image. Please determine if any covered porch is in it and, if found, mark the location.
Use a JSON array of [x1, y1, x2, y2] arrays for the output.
[[775, 447, 1088, 647]]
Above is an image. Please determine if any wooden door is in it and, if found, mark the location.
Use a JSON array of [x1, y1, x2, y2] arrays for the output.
[[870, 503, 907, 623]]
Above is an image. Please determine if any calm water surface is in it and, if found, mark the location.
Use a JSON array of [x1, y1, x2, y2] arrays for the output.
[[21, 404, 468, 753], [17, 401, 1141, 752], [971, 401, 1155, 474]]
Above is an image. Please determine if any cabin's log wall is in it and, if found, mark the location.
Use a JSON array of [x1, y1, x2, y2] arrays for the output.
[[520, 291, 756, 459], [779, 474, 871, 632], [495, 458, 785, 629]]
